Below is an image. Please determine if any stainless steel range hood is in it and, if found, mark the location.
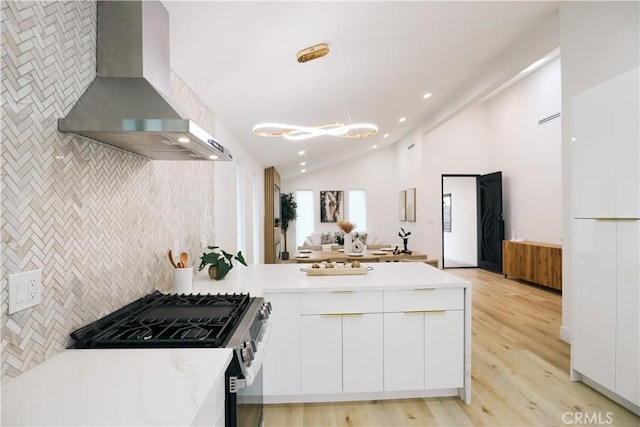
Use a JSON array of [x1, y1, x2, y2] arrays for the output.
[[58, 1, 232, 161]]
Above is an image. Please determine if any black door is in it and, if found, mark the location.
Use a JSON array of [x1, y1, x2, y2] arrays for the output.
[[477, 172, 504, 273]]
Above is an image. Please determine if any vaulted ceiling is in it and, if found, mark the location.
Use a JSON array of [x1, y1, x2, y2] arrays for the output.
[[163, 1, 560, 179]]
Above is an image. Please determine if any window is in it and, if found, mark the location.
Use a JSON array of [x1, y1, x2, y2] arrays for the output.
[[252, 172, 259, 263], [348, 189, 367, 231], [236, 164, 245, 255], [295, 190, 314, 247]]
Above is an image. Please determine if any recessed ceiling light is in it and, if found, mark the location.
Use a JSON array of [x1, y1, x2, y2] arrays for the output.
[[383, 133, 389, 138], [209, 155, 218, 160], [372, 145, 378, 149], [300, 161, 306, 166], [423, 92, 432, 99], [298, 150, 306, 156], [399, 117, 406, 123], [178, 137, 190, 143], [301, 169, 307, 173]]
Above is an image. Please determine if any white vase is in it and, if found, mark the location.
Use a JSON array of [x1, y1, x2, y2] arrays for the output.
[[352, 238, 365, 253], [343, 232, 353, 253]]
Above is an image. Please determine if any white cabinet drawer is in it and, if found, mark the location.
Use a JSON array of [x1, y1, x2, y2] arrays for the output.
[[384, 288, 463, 312], [300, 291, 383, 314]]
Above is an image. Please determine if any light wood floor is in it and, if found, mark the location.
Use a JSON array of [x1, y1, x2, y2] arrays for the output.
[[263, 268, 640, 426]]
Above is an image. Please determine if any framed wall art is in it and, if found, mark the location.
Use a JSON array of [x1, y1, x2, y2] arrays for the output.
[[399, 190, 406, 221], [406, 187, 416, 222], [320, 190, 344, 223]]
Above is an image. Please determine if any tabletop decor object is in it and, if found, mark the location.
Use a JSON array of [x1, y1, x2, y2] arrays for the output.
[[337, 220, 356, 253], [394, 228, 413, 255], [352, 238, 365, 254], [198, 246, 247, 280], [301, 261, 372, 276]]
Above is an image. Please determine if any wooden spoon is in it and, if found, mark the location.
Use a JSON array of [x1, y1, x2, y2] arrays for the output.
[[168, 249, 179, 269], [180, 252, 189, 268]]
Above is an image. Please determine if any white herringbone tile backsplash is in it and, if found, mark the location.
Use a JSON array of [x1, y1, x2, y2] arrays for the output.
[[1, 1, 218, 381]]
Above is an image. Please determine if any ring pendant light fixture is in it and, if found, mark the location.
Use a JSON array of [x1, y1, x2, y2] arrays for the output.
[[253, 43, 378, 141]]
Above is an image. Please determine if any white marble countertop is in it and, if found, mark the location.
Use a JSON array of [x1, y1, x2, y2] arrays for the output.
[[2, 263, 469, 427], [192, 262, 470, 295], [1, 348, 233, 426]]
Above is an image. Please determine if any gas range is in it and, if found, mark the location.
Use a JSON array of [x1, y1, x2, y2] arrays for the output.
[[69, 291, 271, 427], [70, 291, 270, 369]]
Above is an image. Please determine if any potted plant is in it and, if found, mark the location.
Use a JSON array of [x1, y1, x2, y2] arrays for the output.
[[198, 246, 247, 280], [280, 192, 298, 260]]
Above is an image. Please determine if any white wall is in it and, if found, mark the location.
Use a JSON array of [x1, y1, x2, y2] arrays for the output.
[[419, 104, 492, 262], [486, 57, 562, 244], [281, 144, 398, 247], [214, 120, 265, 265], [416, 57, 562, 266], [443, 177, 478, 267], [558, 1, 640, 341]]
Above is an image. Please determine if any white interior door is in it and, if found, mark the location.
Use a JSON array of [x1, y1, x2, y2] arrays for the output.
[[442, 175, 478, 268]]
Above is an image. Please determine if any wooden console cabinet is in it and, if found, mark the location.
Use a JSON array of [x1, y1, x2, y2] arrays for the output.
[[502, 240, 562, 291]]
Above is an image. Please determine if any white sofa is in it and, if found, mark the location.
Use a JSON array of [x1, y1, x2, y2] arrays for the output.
[[303, 230, 384, 247]]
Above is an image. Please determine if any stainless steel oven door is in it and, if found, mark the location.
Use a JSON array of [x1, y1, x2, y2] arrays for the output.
[[226, 321, 269, 427], [236, 364, 263, 427], [226, 359, 264, 427]]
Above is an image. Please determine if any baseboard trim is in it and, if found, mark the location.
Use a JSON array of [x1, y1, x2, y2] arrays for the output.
[[579, 374, 640, 416], [264, 388, 459, 404], [560, 325, 571, 343]]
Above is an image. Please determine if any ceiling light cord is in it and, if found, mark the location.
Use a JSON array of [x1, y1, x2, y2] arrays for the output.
[[277, 64, 303, 125], [322, 58, 353, 125]]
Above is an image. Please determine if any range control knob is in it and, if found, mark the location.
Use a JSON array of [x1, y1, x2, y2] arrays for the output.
[[240, 345, 254, 363], [245, 339, 257, 352], [264, 302, 272, 313], [259, 308, 270, 320]]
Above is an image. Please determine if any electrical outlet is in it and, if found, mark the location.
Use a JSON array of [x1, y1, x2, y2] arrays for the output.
[[8, 270, 42, 314]]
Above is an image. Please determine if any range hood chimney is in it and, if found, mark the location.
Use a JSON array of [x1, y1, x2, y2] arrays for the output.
[[58, 1, 232, 161]]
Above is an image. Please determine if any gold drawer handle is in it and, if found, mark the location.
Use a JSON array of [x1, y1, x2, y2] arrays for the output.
[[595, 217, 639, 221], [403, 310, 446, 315], [342, 313, 364, 317]]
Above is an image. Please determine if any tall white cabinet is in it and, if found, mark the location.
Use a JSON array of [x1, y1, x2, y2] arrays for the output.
[[571, 67, 640, 413]]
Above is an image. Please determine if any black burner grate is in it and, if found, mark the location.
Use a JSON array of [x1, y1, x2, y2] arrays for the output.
[[70, 292, 251, 349]]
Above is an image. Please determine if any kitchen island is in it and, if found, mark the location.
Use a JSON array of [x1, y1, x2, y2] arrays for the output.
[[193, 262, 472, 405]]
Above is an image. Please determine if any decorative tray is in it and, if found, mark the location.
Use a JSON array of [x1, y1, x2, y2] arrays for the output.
[[300, 266, 373, 276]]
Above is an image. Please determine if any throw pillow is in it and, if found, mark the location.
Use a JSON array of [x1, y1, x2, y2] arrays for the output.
[[321, 232, 334, 244]]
